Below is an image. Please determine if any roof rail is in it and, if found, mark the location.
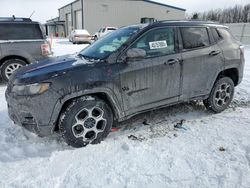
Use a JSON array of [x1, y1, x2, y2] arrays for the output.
[[156, 19, 218, 24], [0, 17, 32, 22]]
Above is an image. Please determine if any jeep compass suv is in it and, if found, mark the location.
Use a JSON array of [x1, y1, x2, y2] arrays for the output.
[[5, 21, 245, 148], [0, 17, 51, 82]]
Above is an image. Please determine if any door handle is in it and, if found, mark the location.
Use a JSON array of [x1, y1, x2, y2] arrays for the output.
[[164, 59, 179, 66], [209, 51, 221, 56]]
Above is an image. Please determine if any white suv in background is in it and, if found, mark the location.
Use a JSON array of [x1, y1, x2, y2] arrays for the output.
[[94, 27, 117, 40]]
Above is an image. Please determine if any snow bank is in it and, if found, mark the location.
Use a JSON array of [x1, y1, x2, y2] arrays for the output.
[[0, 40, 249, 188]]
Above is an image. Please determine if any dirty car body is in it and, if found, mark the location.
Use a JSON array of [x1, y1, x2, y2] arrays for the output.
[[5, 21, 244, 146]]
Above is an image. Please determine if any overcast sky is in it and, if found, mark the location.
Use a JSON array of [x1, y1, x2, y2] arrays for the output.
[[0, 0, 249, 23]]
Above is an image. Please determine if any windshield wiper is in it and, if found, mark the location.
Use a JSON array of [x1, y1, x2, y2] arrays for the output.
[[78, 53, 106, 63]]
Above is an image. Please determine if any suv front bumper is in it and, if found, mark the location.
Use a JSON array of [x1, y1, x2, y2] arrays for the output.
[[5, 87, 61, 137]]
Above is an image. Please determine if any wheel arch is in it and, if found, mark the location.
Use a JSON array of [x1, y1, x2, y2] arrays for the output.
[[0, 55, 29, 67], [52, 91, 122, 132], [216, 68, 239, 86]]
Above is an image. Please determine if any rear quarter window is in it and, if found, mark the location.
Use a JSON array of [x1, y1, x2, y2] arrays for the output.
[[180, 27, 210, 50], [0, 23, 43, 40]]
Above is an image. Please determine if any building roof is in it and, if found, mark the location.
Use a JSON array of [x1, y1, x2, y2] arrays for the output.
[[58, 0, 186, 11]]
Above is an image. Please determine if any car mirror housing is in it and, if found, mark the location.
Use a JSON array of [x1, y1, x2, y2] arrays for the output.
[[126, 48, 146, 59]]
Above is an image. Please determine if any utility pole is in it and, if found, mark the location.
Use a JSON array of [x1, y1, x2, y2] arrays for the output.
[[81, 0, 84, 29]]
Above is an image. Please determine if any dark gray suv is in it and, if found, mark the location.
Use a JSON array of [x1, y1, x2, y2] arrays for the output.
[[6, 21, 245, 148], [0, 17, 51, 82]]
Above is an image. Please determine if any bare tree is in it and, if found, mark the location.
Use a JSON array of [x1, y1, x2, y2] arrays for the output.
[[189, 3, 250, 23]]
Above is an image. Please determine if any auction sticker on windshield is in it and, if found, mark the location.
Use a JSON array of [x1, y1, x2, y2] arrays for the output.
[[149, 40, 168, 49]]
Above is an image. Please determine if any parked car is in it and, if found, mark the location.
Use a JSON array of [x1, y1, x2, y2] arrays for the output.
[[6, 21, 245, 148], [69, 29, 91, 44], [0, 17, 51, 82], [94, 26, 117, 40]]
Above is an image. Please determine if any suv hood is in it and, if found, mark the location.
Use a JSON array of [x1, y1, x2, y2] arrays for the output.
[[11, 54, 95, 84]]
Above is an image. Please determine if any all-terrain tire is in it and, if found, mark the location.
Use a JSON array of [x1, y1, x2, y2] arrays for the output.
[[59, 96, 113, 148], [203, 77, 234, 113]]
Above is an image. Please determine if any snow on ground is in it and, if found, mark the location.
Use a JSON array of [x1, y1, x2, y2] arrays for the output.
[[0, 40, 250, 188], [50, 38, 89, 56]]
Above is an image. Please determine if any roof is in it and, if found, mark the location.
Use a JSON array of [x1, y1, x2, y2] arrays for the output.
[[0, 17, 40, 24], [58, 0, 185, 11], [0, 17, 32, 22], [59, 0, 79, 10]]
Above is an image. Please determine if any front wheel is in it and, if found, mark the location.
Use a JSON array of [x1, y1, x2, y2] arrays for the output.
[[59, 96, 113, 148], [0, 59, 26, 82], [203, 77, 234, 113]]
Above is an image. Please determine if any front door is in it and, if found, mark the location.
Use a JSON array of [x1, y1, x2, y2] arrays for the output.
[[119, 27, 181, 114]]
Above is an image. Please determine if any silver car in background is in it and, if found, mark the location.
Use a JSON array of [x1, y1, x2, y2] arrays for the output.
[[69, 29, 91, 44]]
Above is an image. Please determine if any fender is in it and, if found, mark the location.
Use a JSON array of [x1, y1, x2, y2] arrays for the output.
[[48, 87, 125, 129], [0, 49, 33, 64]]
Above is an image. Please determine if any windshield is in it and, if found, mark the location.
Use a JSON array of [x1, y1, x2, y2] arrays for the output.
[[80, 26, 144, 60]]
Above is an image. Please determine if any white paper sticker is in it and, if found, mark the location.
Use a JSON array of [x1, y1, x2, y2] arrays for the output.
[[149, 40, 168, 50]]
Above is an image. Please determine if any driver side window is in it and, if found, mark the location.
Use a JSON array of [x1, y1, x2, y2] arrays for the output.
[[130, 27, 175, 57]]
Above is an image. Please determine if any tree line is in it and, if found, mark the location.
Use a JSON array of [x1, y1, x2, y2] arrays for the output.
[[190, 4, 250, 23]]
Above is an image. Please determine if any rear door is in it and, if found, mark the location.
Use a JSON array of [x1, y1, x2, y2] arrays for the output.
[[179, 27, 224, 100], [119, 27, 181, 114]]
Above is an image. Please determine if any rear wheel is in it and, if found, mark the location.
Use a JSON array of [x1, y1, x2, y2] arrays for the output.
[[203, 77, 234, 113], [0, 59, 26, 82], [59, 96, 113, 148]]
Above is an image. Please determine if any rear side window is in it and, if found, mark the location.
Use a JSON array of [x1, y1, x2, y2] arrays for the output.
[[180, 27, 210, 49], [0, 23, 43, 40], [211, 28, 222, 42]]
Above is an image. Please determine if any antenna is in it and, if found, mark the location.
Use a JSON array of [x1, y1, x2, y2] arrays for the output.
[[29, 11, 35, 18]]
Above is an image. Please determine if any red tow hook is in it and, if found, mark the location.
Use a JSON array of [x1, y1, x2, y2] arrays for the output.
[[111, 127, 120, 132]]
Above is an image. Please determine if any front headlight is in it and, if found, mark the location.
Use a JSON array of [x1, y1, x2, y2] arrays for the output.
[[12, 83, 50, 95]]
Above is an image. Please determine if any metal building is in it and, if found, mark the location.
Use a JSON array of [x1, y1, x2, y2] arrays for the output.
[[57, 0, 186, 35], [44, 17, 66, 37]]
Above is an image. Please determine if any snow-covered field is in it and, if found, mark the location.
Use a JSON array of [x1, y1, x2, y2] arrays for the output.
[[0, 39, 250, 188]]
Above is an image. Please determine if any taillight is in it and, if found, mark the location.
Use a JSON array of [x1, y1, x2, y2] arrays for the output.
[[41, 43, 51, 56]]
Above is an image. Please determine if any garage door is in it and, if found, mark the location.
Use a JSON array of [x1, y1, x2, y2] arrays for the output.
[[66, 13, 72, 35], [75, 10, 82, 29]]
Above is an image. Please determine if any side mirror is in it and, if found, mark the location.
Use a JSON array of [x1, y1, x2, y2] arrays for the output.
[[126, 48, 146, 59]]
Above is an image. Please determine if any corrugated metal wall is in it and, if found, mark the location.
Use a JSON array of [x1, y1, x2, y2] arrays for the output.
[[84, 0, 185, 34], [59, 0, 185, 35]]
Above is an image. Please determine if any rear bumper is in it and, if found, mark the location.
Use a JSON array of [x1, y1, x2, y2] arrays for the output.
[[73, 37, 91, 43]]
